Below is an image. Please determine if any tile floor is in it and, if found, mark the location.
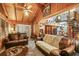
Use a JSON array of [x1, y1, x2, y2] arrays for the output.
[[26, 38, 44, 56]]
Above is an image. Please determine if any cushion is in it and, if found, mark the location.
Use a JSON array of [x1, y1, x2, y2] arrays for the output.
[[36, 41, 58, 54], [50, 49, 60, 56], [43, 34, 63, 48], [8, 34, 18, 41]]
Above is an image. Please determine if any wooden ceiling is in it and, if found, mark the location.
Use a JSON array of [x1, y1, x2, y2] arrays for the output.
[[0, 3, 42, 24], [0, 3, 78, 25]]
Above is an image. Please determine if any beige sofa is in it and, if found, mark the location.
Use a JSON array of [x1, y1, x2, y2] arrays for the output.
[[36, 34, 75, 56]]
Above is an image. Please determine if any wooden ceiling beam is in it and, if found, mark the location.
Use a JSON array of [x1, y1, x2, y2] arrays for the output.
[[14, 3, 25, 10], [21, 3, 26, 22], [32, 7, 39, 24], [21, 11, 24, 22], [1, 4, 9, 18], [14, 4, 17, 22]]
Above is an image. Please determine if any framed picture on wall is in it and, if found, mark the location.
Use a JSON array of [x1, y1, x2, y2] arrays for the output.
[[43, 4, 51, 17]]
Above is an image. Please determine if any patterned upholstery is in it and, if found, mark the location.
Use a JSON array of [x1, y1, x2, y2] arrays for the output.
[[36, 34, 74, 56], [36, 41, 58, 54], [43, 34, 63, 48]]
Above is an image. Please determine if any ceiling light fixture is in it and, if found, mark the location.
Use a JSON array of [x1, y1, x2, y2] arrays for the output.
[[24, 4, 32, 16], [24, 10, 29, 16]]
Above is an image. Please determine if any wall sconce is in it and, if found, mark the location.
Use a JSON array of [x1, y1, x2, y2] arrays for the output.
[[76, 33, 79, 40], [10, 27, 14, 31]]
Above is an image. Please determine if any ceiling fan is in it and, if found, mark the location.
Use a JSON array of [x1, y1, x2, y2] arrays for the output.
[[23, 4, 32, 13], [16, 4, 32, 15]]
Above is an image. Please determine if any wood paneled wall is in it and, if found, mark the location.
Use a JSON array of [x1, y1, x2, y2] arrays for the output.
[[33, 3, 78, 36]]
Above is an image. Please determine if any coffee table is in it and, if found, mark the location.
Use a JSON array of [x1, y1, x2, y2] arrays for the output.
[[6, 45, 28, 56]]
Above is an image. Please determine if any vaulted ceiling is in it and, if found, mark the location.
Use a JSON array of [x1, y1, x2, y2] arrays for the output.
[[0, 3, 78, 25], [0, 3, 40, 24]]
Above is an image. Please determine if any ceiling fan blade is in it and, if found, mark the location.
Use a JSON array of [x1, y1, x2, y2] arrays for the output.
[[25, 10, 32, 13], [28, 10, 32, 13], [27, 5, 32, 9]]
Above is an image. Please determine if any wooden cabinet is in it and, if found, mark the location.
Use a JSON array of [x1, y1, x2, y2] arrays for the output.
[[45, 25, 57, 35]]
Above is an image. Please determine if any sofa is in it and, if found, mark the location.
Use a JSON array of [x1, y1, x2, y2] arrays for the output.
[[36, 34, 75, 56], [4, 33, 28, 49]]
